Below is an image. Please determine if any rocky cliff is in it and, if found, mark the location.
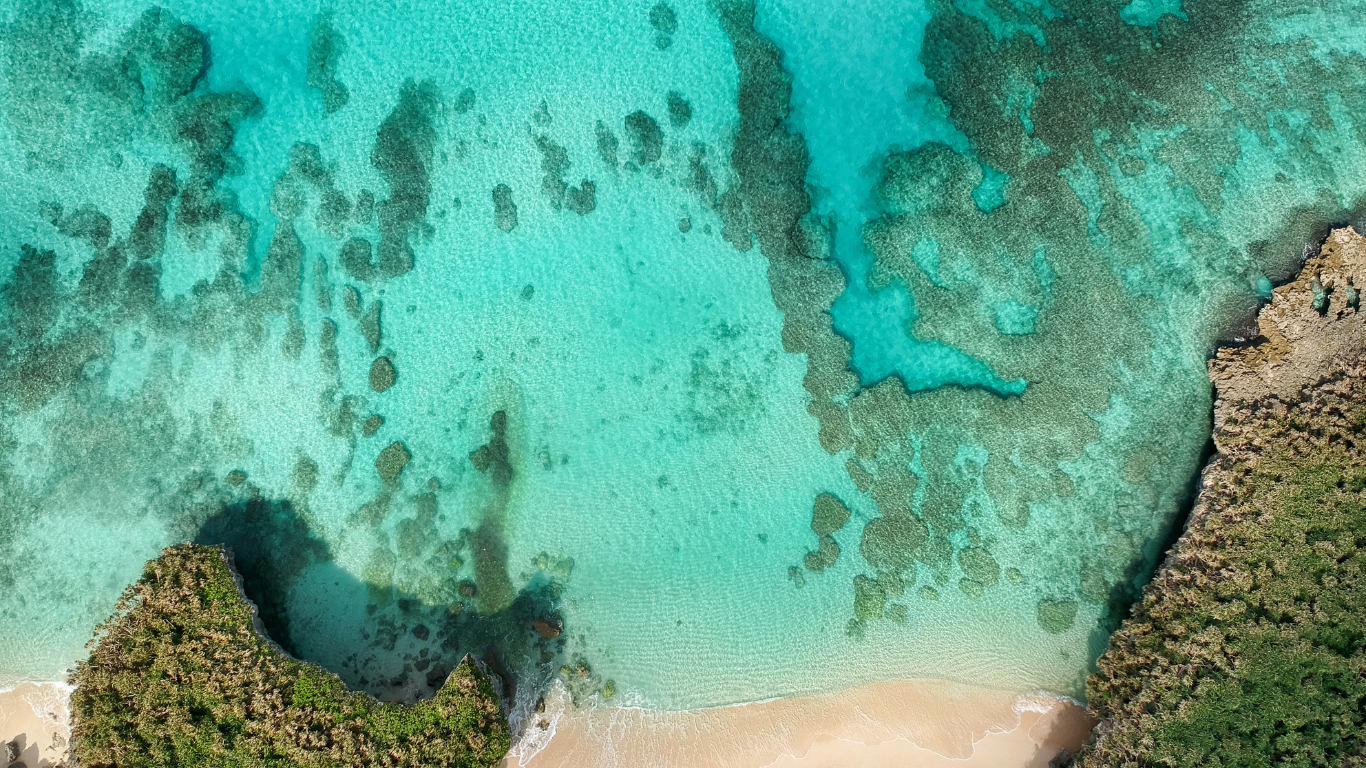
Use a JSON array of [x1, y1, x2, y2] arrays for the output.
[[1079, 227, 1366, 766]]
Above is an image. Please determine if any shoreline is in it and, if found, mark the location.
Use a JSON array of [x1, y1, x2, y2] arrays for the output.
[[2, 675, 1091, 768], [504, 676, 1093, 768], [0, 681, 73, 768]]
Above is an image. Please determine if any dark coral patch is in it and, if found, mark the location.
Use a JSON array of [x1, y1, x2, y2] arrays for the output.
[[624, 110, 663, 166], [370, 80, 440, 279], [492, 184, 518, 232]]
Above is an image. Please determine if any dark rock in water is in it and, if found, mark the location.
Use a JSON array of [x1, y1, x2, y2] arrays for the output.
[[458, 580, 478, 599], [370, 80, 437, 280], [492, 184, 518, 232], [667, 90, 691, 127], [293, 457, 318, 494], [532, 616, 562, 638], [375, 442, 410, 482], [860, 514, 928, 572], [360, 300, 383, 352], [306, 13, 349, 114], [412, 623, 429, 640], [624, 110, 663, 165], [1037, 599, 1077, 633], [369, 356, 396, 392], [469, 445, 492, 473], [453, 88, 475, 114], [810, 493, 850, 536], [957, 546, 1000, 588], [565, 180, 595, 215], [340, 238, 375, 283], [803, 534, 839, 571], [679, 217, 691, 233], [426, 667, 449, 688], [648, 2, 677, 34], [340, 286, 362, 321], [534, 135, 569, 207], [853, 575, 885, 620], [594, 121, 619, 168], [469, 410, 513, 487], [361, 414, 384, 436], [225, 470, 246, 486]]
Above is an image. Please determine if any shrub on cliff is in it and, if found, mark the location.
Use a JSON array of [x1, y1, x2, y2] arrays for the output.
[[68, 544, 510, 767], [1081, 375, 1366, 767]]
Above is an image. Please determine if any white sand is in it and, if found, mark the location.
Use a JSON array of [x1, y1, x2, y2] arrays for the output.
[[0, 676, 1094, 768], [0, 682, 72, 768], [505, 677, 1094, 768]]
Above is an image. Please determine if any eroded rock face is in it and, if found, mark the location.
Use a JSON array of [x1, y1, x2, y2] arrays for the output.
[[1080, 227, 1366, 765], [1209, 227, 1366, 414], [67, 545, 510, 767]]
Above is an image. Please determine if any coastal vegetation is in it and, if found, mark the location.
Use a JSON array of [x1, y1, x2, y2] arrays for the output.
[[68, 544, 510, 767], [1080, 234, 1366, 766]]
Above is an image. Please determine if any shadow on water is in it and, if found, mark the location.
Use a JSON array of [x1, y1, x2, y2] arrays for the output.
[[192, 496, 565, 709], [1086, 383, 1220, 669], [195, 497, 330, 655]]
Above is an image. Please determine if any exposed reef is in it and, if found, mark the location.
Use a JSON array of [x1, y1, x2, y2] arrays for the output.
[[714, 0, 1366, 645], [1079, 228, 1366, 766], [68, 544, 509, 767]]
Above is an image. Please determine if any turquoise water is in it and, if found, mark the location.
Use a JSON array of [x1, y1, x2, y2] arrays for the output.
[[2, 0, 1366, 741]]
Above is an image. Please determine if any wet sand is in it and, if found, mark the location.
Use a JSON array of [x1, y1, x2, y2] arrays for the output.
[[0, 683, 72, 768], [505, 677, 1094, 768]]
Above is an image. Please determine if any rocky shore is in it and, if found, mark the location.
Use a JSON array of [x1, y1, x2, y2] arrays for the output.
[[63, 544, 510, 767], [1078, 227, 1366, 765]]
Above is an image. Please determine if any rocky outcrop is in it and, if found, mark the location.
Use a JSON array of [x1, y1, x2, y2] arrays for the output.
[[68, 544, 510, 767], [1209, 226, 1366, 411], [1078, 227, 1366, 766]]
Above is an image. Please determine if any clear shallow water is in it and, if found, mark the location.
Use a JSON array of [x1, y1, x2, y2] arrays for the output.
[[2, 0, 1366, 730]]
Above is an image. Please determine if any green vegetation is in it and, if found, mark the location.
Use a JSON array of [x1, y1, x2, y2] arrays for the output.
[[1081, 374, 1366, 767], [69, 544, 510, 767]]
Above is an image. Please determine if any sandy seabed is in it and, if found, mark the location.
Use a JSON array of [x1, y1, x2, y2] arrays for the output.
[[506, 677, 1094, 768]]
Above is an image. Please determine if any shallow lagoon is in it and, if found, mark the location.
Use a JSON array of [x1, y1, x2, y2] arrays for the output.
[[2, 0, 1366, 733]]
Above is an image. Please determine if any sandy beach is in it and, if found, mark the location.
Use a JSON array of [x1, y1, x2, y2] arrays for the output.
[[0, 675, 1092, 768], [505, 677, 1094, 768], [0, 683, 72, 768]]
